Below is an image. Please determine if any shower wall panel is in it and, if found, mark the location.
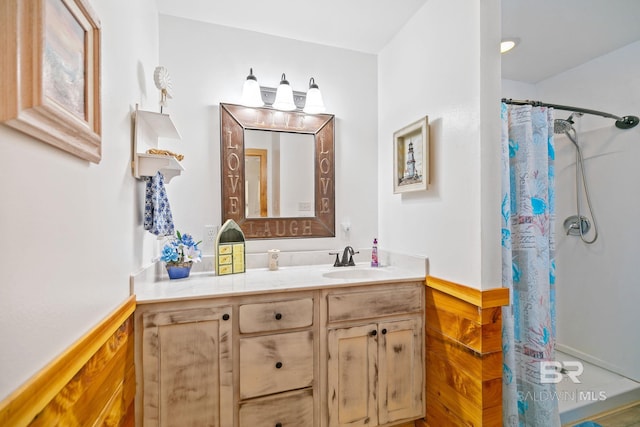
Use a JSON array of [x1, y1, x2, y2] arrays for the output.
[[553, 125, 640, 382]]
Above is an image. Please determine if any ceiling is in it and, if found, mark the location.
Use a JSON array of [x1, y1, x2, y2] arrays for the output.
[[156, 0, 428, 55], [157, 0, 640, 84], [501, 0, 640, 83]]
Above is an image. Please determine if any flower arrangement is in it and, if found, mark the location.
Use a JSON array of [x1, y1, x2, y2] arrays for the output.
[[161, 230, 202, 267]]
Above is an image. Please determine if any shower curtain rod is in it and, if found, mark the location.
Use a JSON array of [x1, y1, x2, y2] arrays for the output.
[[501, 98, 639, 129]]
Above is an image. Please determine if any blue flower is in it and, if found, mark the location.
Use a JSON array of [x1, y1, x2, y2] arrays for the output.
[[181, 233, 197, 248], [161, 245, 179, 263]]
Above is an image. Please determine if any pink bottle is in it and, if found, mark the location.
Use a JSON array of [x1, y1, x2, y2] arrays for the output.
[[371, 238, 379, 267]]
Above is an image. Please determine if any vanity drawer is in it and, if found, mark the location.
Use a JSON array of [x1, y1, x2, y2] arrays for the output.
[[239, 331, 314, 399], [239, 388, 314, 427], [239, 298, 313, 333], [327, 284, 423, 323]]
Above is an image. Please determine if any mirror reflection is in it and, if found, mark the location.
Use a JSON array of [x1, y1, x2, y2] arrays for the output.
[[244, 130, 315, 218]]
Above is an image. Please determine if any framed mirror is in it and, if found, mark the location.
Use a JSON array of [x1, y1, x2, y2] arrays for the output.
[[220, 103, 335, 239]]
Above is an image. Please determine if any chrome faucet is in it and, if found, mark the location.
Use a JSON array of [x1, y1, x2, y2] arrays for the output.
[[329, 246, 359, 267]]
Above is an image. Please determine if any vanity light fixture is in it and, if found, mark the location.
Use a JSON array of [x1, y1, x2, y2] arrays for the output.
[[240, 70, 326, 111], [272, 73, 296, 111], [241, 68, 264, 107], [303, 77, 326, 114]]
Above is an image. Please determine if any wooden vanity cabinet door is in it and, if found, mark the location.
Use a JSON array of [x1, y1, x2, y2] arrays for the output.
[[141, 306, 233, 427], [327, 323, 378, 427], [378, 317, 424, 425]]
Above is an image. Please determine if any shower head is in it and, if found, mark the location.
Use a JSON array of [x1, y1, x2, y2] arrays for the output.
[[554, 117, 574, 134], [554, 112, 583, 134], [554, 114, 581, 149]]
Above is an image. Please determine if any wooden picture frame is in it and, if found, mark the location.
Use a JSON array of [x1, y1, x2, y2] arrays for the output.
[[220, 103, 335, 239], [0, 0, 102, 163], [393, 116, 429, 193]]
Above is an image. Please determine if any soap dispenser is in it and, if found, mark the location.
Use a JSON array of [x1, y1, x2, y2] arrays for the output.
[[371, 238, 379, 267]]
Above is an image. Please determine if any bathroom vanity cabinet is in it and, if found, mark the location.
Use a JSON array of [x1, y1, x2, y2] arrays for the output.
[[324, 285, 424, 427], [134, 281, 425, 427]]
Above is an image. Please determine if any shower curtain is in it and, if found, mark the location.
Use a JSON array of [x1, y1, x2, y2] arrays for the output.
[[501, 103, 561, 426]]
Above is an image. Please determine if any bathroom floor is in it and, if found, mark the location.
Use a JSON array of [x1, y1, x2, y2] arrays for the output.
[[564, 402, 640, 426]]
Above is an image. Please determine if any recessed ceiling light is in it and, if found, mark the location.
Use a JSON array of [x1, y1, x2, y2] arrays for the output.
[[500, 38, 519, 54]]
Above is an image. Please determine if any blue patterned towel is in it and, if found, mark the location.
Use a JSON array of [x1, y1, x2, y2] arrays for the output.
[[143, 171, 175, 236]]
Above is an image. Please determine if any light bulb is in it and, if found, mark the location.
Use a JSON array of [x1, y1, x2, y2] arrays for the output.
[[241, 68, 264, 107], [272, 73, 296, 111], [303, 77, 325, 114]]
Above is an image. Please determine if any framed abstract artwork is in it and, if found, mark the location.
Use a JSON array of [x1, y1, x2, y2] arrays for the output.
[[393, 116, 429, 193], [0, 0, 102, 163]]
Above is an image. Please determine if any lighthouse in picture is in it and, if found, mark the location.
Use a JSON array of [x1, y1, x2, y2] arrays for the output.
[[406, 141, 417, 179]]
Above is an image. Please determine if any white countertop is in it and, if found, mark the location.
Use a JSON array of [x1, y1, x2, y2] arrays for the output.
[[131, 250, 428, 304]]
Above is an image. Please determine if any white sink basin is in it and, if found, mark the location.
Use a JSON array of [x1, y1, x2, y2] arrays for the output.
[[322, 268, 391, 280]]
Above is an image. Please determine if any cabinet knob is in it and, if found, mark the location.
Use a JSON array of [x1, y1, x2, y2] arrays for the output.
[[275, 362, 283, 369], [275, 423, 283, 427], [275, 313, 282, 320], [370, 330, 377, 336], [222, 313, 230, 321], [381, 328, 387, 335]]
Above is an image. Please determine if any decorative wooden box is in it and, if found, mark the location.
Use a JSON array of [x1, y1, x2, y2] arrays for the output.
[[215, 219, 245, 275]]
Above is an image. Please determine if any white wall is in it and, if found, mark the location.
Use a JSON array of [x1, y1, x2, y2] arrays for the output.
[[479, 0, 503, 290], [158, 16, 379, 255], [501, 78, 537, 100], [0, 0, 160, 400], [378, 0, 502, 289], [538, 41, 640, 381]]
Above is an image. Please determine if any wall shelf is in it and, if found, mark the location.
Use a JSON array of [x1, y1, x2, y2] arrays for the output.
[[132, 107, 183, 182]]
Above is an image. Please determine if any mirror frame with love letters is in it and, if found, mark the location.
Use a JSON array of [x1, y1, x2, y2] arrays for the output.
[[220, 103, 335, 239]]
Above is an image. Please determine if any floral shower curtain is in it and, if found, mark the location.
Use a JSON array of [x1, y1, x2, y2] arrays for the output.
[[501, 103, 561, 426]]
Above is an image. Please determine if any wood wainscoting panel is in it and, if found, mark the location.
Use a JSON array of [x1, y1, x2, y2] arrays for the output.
[[423, 276, 509, 427], [0, 296, 136, 427]]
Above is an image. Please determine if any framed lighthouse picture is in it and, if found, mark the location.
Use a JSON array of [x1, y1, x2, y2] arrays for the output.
[[393, 116, 429, 193]]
